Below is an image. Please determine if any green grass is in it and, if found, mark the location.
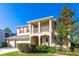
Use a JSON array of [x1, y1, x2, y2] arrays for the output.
[[1, 51, 79, 56], [0, 51, 62, 56], [1, 48, 79, 56]]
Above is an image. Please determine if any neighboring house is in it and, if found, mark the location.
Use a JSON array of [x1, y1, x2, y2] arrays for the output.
[[0, 29, 5, 47], [0, 29, 16, 47], [6, 16, 58, 48], [5, 32, 16, 38], [5, 32, 12, 38]]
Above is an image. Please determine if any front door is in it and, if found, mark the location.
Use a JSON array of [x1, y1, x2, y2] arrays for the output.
[[31, 36, 39, 45]]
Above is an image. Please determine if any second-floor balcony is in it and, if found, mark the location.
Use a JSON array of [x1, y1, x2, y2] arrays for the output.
[[41, 26, 49, 32], [32, 25, 49, 33], [33, 28, 38, 33], [30, 18, 53, 34]]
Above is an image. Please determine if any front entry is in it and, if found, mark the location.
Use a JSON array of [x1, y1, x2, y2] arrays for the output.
[[31, 36, 39, 45], [41, 35, 49, 46]]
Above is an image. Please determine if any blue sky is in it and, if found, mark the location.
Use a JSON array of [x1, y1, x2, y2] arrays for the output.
[[0, 3, 79, 33]]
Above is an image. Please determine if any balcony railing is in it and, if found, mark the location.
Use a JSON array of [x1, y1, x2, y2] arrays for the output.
[[33, 28, 38, 33], [32, 26, 49, 33], [41, 29, 49, 32], [41, 26, 49, 32]]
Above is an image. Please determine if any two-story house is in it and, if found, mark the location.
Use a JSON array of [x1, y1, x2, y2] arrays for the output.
[[6, 16, 58, 48]]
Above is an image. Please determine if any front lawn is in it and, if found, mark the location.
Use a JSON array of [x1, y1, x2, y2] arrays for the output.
[[1, 44, 79, 56], [0, 51, 63, 56], [1, 51, 79, 56]]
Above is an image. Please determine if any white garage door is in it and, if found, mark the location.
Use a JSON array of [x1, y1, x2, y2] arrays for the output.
[[9, 41, 15, 48]]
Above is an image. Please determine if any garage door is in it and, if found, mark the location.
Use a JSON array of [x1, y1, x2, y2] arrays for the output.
[[9, 41, 15, 48]]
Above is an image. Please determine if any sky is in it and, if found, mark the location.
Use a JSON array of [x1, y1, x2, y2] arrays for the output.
[[0, 3, 79, 33]]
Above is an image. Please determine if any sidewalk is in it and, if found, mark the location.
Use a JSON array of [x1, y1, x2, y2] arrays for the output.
[[0, 48, 18, 54]]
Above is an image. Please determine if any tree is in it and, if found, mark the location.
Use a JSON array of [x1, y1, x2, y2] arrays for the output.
[[55, 7, 76, 47], [3, 27, 12, 33], [61, 6, 74, 19]]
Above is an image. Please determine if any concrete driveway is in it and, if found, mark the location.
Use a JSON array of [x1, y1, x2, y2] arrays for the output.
[[0, 47, 18, 54]]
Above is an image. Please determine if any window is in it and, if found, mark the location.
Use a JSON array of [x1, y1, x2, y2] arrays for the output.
[[26, 26, 29, 32], [19, 27, 24, 33]]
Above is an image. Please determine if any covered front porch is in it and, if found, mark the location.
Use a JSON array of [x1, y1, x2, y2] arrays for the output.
[[31, 35, 56, 47]]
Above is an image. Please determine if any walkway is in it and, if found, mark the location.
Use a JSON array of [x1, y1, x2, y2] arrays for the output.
[[0, 47, 18, 54]]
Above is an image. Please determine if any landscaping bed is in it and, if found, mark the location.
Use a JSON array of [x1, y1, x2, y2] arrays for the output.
[[0, 48, 79, 56], [1, 51, 79, 56], [1, 43, 79, 56]]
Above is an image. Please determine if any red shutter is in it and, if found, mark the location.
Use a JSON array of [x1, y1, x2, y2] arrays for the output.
[[22, 27, 24, 32], [26, 26, 28, 32]]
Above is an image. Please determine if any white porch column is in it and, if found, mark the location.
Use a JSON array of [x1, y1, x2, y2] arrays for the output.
[[38, 36, 41, 45], [32, 25, 34, 33], [38, 21, 40, 33], [49, 35, 52, 47], [29, 24, 31, 33], [49, 20, 52, 33], [29, 36, 31, 43]]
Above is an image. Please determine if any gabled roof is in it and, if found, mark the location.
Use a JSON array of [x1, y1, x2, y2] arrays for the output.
[[27, 16, 54, 23], [17, 16, 56, 28]]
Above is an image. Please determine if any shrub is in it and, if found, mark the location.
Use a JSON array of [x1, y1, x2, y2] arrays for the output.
[[63, 48, 70, 52], [74, 41, 79, 48], [56, 47, 70, 52], [70, 42, 75, 52], [2, 41, 8, 47], [74, 48, 79, 52], [47, 47, 56, 53], [35, 45, 56, 53], [35, 45, 47, 53], [17, 44, 56, 53], [56, 47, 63, 52], [17, 43, 36, 53]]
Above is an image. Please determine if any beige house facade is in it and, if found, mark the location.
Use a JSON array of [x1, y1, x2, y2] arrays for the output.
[[7, 16, 59, 48]]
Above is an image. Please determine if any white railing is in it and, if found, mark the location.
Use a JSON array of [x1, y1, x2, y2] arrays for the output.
[[32, 26, 49, 33], [41, 26, 49, 32], [41, 29, 49, 32], [33, 28, 38, 33]]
